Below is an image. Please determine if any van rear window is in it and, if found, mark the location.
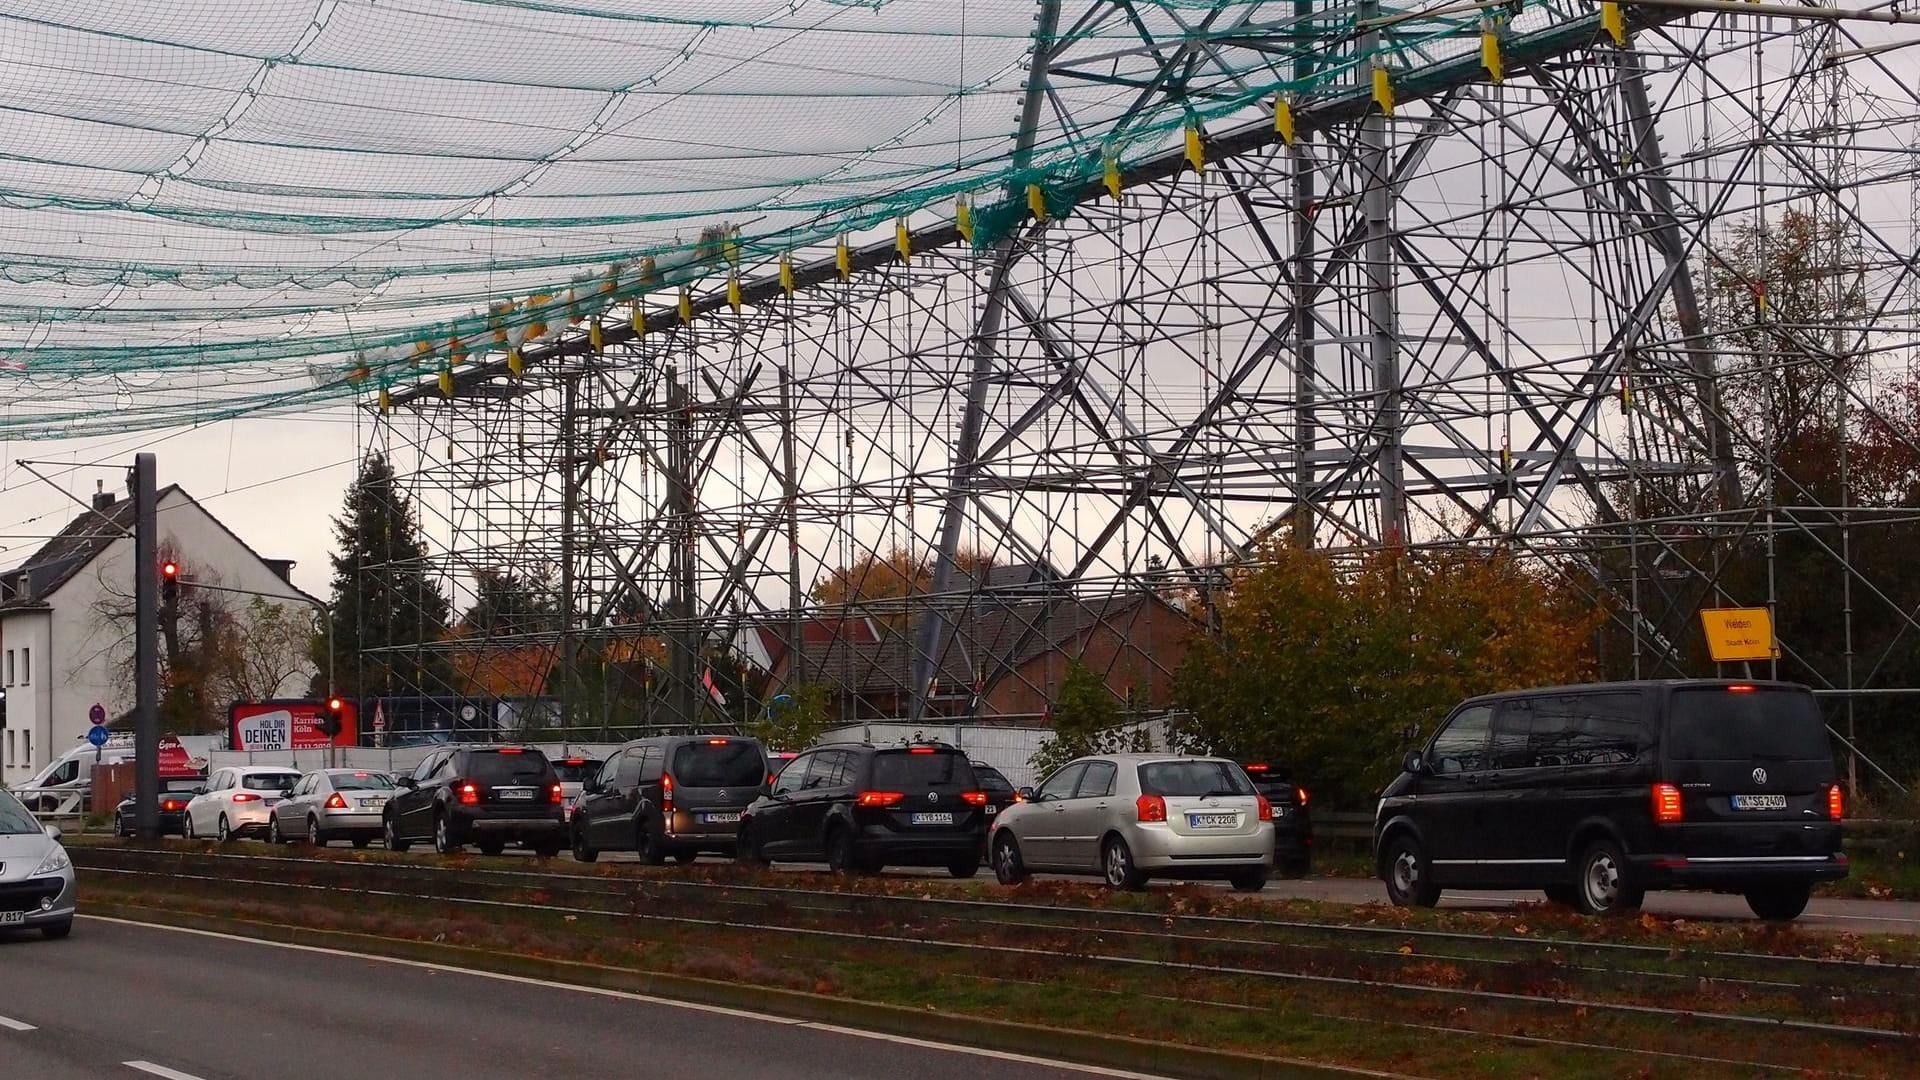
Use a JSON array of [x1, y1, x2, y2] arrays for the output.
[[1667, 688, 1831, 762], [671, 741, 767, 787], [871, 750, 974, 790]]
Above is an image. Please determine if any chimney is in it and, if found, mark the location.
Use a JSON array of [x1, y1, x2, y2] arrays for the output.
[[92, 479, 116, 512]]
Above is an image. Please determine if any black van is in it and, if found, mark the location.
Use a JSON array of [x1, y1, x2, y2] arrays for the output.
[[1373, 680, 1847, 920], [570, 735, 771, 864]]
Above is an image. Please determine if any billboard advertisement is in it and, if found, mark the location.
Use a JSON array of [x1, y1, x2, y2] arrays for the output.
[[229, 699, 358, 751]]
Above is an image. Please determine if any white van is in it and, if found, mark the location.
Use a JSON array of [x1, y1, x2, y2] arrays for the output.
[[12, 733, 218, 812]]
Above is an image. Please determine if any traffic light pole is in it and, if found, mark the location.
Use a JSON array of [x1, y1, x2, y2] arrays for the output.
[[132, 454, 160, 840]]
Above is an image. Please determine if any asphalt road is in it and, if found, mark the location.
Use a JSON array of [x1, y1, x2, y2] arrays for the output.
[[0, 917, 1157, 1080]]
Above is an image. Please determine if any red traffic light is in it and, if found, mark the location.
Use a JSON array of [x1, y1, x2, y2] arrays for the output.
[[160, 560, 180, 579], [326, 697, 344, 712]]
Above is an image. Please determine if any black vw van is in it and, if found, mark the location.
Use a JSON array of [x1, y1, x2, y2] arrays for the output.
[[1373, 680, 1847, 920]]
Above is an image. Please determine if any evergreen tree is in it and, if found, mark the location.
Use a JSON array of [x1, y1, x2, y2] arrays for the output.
[[320, 452, 454, 698]]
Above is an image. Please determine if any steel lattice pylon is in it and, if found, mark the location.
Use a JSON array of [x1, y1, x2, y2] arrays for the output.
[[360, 2, 1920, 781]]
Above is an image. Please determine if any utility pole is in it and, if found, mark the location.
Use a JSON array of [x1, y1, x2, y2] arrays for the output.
[[132, 453, 159, 840]]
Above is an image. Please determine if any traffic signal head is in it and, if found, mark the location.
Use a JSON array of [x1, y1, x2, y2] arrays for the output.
[[319, 696, 345, 737]]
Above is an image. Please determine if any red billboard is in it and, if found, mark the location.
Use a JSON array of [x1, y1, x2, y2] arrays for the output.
[[229, 700, 358, 751]]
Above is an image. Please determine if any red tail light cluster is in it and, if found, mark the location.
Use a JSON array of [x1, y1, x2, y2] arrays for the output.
[[959, 790, 988, 807], [325, 793, 349, 810], [549, 783, 564, 805], [1255, 794, 1274, 821], [161, 799, 181, 812], [1135, 794, 1167, 822], [856, 790, 905, 808], [231, 793, 260, 804], [1295, 787, 1310, 806], [662, 773, 675, 813], [1828, 784, 1845, 821], [1651, 782, 1684, 824], [458, 782, 480, 806]]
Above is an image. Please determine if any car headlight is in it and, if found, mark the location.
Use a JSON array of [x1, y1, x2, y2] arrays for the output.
[[33, 844, 71, 876]]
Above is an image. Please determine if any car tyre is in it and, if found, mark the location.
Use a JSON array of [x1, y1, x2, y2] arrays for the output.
[[433, 811, 462, 855], [637, 821, 667, 866], [216, 814, 231, 843], [531, 839, 563, 859], [115, 812, 130, 838], [1228, 866, 1269, 893], [268, 817, 285, 845], [992, 834, 1028, 886], [351, 838, 371, 850], [182, 811, 196, 841], [1380, 833, 1441, 908], [824, 824, 861, 876], [384, 815, 410, 853], [736, 822, 768, 867], [1745, 881, 1812, 922], [1102, 835, 1147, 891], [308, 817, 326, 848], [1572, 838, 1643, 916], [673, 851, 698, 866], [572, 822, 599, 863], [478, 839, 506, 857], [40, 919, 72, 941], [947, 857, 980, 879]]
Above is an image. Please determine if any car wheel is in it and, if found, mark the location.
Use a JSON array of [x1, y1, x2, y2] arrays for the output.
[[672, 851, 698, 866], [1380, 833, 1441, 908], [40, 919, 72, 941], [351, 838, 371, 850], [736, 822, 767, 867], [1102, 835, 1147, 891], [1228, 866, 1269, 893], [115, 812, 129, 838], [824, 825, 861, 876], [308, 817, 326, 847], [531, 839, 562, 859], [992, 834, 1028, 886], [637, 821, 667, 866], [434, 811, 461, 855], [269, 817, 284, 845], [572, 822, 599, 863], [183, 811, 196, 841], [216, 814, 231, 843], [384, 815, 410, 853], [1745, 881, 1812, 922], [478, 839, 506, 857], [1572, 838, 1643, 916]]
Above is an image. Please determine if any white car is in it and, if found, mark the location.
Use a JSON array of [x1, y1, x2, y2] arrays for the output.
[[183, 766, 303, 842], [0, 786, 74, 939], [269, 768, 397, 847]]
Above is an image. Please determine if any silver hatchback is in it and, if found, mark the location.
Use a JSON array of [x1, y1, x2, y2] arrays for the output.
[[988, 754, 1274, 891]]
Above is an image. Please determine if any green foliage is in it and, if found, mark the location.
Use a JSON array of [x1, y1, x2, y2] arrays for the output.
[[1170, 542, 1604, 807], [461, 566, 560, 637], [1030, 658, 1151, 777], [750, 682, 838, 752], [321, 452, 454, 698]]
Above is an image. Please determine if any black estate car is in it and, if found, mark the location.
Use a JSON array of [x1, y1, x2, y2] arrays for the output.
[[1374, 680, 1847, 920], [739, 742, 988, 876], [383, 745, 565, 856], [1241, 762, 1313, 877], [570, 735, 771, 864]]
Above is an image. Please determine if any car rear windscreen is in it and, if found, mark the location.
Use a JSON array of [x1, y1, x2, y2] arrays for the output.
[[333, 772, 394, 791], [871, 750, 975, 790], [974, 766, 1015, 795], [551, 760, 600, 783], [670, 741, 766, 787], [1138, 760, 1255, 797], [244, 773, 299, 790], [1667, 688, 1832, 762], [467, 750, 552, 783]]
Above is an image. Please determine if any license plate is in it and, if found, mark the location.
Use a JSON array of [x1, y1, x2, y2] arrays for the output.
[[0, 911, 24, 926], [1731, 794, 1788, 811], [1189, 812, 1238, 829], [984, 805, 997, 816], [357, 798, 383, 809], [701, 812, 740, 825], [497, 789, 535, 801], [911, 812, 953, 826]]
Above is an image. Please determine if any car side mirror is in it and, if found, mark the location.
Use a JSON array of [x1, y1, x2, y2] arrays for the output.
[[396, 776, 416, 789], [42, 824, 61, 842], [1402, 750, 1427, 775], [1017, 787, 1036, 802], [191, 786, 207, 796]]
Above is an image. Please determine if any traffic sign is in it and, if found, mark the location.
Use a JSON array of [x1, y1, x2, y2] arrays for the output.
[[88, 702, 106, 724], [86, 726, 108, 748]]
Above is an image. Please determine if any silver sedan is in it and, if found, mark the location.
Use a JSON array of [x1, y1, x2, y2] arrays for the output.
[[0, 786, 74, 939], [269, 768, 397, 848], [988, 754, 1274, 891]]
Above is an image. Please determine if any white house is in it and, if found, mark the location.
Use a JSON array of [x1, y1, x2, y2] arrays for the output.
[[0, 480, 318, 787]]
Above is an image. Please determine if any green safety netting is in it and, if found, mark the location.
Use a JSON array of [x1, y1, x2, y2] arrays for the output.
[[0, 0, 1590, 437]]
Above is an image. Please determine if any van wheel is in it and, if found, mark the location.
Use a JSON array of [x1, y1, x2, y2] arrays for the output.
[[992, 834, 1027, 885], [1102, 836, 1147, 891], [1745, 882, 1812, 921], [384, 814, 410, 853], [637, 821, 667, 865], [1381, 834, 1440, 908], [572, 822, 599, 863], [1573, 839, 1643, 916]]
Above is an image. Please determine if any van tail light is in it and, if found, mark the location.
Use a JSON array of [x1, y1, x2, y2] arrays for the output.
[[1255, 794, 1273, 821], [662, 773, 674, 813], [325, 793, 348, 810], [1828, 784, 1844, 821], [1296, 786, 1310, 806], [549, 783, 564, 805], [960, 790, 988, 807], [458, 782, 480, 806], [856, 791, 905, 808], [1651, 782, 1683, 824], [1135, 794, 1167, 823], [231, 793, 260, 803]]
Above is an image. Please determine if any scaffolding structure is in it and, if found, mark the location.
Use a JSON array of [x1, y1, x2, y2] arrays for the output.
[[358, 3, 1920, 782]]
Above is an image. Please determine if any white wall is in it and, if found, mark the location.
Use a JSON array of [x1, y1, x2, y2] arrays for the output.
[[1, 610, 53, 787]]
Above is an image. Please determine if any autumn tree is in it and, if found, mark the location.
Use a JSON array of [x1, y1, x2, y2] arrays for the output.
[[750, 682, 838, 752], [810, 545, 999, 628], [1030, 658, 1150, 776], [1170, 541, 1604, 806]]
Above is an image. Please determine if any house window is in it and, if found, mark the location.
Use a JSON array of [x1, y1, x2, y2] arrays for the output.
[[22, 730, 31, 766], [4, 649, 11, 686], [5, 731, 13, 767], [19, 647, 27, 685]]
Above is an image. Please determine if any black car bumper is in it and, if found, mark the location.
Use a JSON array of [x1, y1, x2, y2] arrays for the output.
[[854, 827, 984, 866], [452, 810, 565, 838], [1634, 852, 1849, 886]]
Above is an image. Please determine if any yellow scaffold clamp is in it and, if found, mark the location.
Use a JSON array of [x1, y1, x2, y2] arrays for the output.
[[727, 274, 742, 314], [507, 347, 525, 378], [836, 237, 852, 281], [1274, 96, 1297, 146], [1481, 19, 1504, 84], [1601, 1, 1628, 46], [588, 319, 605, 354], [377, 387, 392, 415], [630, 304, 647, 338], [779, 252, 796, 297], [1184, 125, 1205, 173], [678, 287, 694, 323], [1026, 183, 1048, 223], [1372, 63, 1395, 117], [1103, 156, 1123, 202], [895, 218, 912, 263], [955, 196, 975, 244], [437, 365, 454, 399]]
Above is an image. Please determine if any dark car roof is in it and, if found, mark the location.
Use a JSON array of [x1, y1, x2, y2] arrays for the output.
[[614, 734, 764, 751], [1461, 678, 1810, 707]]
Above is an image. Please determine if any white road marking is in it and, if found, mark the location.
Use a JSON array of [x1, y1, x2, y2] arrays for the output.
[[80, 916, 1167, 1079], [125, 1062, 207, 1080], [0, 1015, 36, 1031]]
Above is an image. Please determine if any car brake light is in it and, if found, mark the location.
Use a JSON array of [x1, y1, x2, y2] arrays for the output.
[[325, 793, 348, 810], [1727, 684, 1756, 693], [707, 738, 728, 745], [231, 793, 260, 803], [960, 790, 988, 807], [1255, 794, 1273, 821], [162, 800, 180, 812], [1651, 782, 1683, 824], [563, 758, 585, 766], [909, 747, 936, 754], [1828, 784, 1844, 821], [662, 773, 674, 813], [856, 791, 905, 808], [497, 747, 524, 754], [549, 783, 564, 805], [1135, 794, 1166, 822], [1243, 763, 1269, 773], [458, 782, 480, 806]]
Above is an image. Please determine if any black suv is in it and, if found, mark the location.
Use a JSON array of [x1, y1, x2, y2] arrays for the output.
[[738, 742, 987, 876], [1241, 762, 1313, 877], [384, 745, 565, 856], [571, 735, 770, 864], [1374, 680, 1847, 920]]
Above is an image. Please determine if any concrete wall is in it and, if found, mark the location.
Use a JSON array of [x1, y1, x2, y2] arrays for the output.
[[1, 610, 52, 786]]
